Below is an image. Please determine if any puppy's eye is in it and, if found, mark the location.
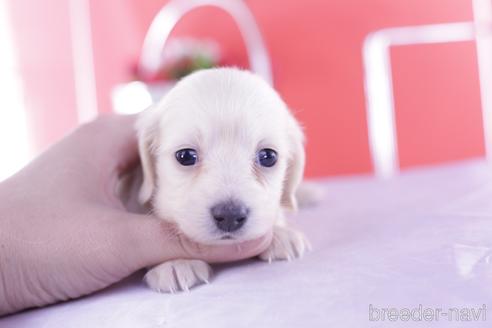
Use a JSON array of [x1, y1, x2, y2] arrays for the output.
[[257, 148, 277, 167], [175, 148, 198, 166]]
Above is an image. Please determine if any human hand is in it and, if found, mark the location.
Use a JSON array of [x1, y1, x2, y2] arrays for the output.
[[0, 115, 272, 316]]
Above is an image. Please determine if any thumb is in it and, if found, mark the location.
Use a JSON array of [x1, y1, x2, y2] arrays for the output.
[[118, 213, 273, 269], [177, 229, 273, 264]]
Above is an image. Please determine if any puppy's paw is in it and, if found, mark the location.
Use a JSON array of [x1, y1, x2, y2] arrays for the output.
[[259, 226, 311, 262], [144, 259, 212, 293]]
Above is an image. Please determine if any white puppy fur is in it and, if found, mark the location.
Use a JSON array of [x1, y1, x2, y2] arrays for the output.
[[136, 68, 310, 293]]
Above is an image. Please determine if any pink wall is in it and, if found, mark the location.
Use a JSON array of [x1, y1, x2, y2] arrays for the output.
[[7, 0, 484, 177], [392, 42, 484, 168], [7, 0, 78, 153]]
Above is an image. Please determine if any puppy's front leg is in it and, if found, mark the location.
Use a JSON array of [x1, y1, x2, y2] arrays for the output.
[[144, 259, 212, 293], [259, 220, 311, 262]]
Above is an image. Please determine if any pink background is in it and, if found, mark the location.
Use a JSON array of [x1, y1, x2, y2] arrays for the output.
[[6, 0, 484, 177]]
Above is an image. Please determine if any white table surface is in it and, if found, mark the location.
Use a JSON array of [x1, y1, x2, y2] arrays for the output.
[[3, 159, 492, 327]]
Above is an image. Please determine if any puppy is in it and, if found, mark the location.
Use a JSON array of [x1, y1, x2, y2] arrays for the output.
[[136, 67, 310, 292]]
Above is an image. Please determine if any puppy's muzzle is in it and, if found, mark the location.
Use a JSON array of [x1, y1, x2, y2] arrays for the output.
[[211, 200, 249, 233]]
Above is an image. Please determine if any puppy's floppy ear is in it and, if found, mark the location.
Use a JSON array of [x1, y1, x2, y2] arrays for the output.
[[135, 107, 160, 205], [281, 113, 306, 212]]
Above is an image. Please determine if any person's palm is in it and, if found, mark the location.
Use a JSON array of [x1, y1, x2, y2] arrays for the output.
[[0, 115, 271, 315]]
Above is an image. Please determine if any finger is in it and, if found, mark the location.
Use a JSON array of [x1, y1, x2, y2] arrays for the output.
[[74, 114, 140, 173], [80, 114, 138, 148], [116, 212, 273, 270], [82, 115, 138, 164], [180, 231, 273, 264], [114, 213, 193, 269]]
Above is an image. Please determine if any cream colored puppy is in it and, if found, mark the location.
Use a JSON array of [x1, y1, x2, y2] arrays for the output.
[[136, 67, 309, 293]]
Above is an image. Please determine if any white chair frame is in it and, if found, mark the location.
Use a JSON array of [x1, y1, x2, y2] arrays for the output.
[[363, 0, 492, 178]]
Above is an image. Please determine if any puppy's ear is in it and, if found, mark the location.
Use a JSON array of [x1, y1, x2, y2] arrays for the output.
[[136, 107, 160, 205], [281, 113, 306, 212]]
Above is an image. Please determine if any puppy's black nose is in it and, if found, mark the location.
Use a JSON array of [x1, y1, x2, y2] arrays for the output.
[[211, 200, 249, 233]]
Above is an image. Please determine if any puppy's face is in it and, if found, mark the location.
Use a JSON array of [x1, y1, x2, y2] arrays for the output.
[[137, 68, 304, 244]]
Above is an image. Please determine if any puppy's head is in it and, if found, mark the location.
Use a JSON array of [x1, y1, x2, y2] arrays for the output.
[[136, 68, 304, 244]]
